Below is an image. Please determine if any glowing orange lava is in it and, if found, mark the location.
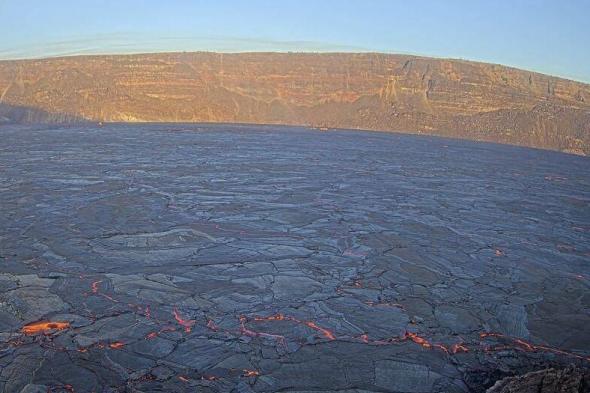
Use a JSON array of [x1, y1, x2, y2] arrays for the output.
[[404, 331, 448, 353], [405, 331, 432, 348], [249, 314, 336, 341], [173, 308, 196, 333], [240, 316, 286, 341], [145, 326, 177, 340], [48, 384, 75, 393], [242, 369, 260, 377], [450, 343, 469, 353], [89, 280, 118, 303], [109, 341, 125, 349], [480, 332, 590, 361], [91, 280, 101, 294], [21, 321, 70, 335], [304, 321, 336, 340]]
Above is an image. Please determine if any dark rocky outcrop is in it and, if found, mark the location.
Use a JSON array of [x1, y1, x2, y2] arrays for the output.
[[486, 366, 590, 393]]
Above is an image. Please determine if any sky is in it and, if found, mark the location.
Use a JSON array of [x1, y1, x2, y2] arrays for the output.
[[0, 0, 588, 83]]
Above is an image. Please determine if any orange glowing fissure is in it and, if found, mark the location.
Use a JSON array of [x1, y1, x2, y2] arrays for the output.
[[303, 320, 336, 340], [450, 343, 469, 354], [480, 332, 590, 361], [145, 331, 158, 340], [48, 384, 75, 393], [368, 331, 467, 355], [21, 321, 71, 335], [242, 369, 260, 377], [173, 308, 196, 333], [109, 341, 125, 349], [74, 340, 126, 352], [404, 331, 450, 353], [89, 280, 118, 303], [249, 313, 336, 341], [366, 330, 589, 362], [240, 315, 286, 341], [145, 326, 177, 340], [18, 274, 590, 367], [91, 280, 101, 294]]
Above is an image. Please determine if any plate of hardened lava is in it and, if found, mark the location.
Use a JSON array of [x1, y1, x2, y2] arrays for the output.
[[0, 124, 588, 392]]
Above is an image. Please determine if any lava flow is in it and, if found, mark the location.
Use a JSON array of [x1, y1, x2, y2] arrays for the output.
[[173, 308, 196, 332], [480, 332, 590, 361], [145, 326, 177, 340], [250, 313, 336, 341], [404, 331, 450, 353], [450, 342, 469, 354], [21, 321, 70, 335], [242, 369, 260, 377], [88, 280, 118, 303], [303, 320, 336, 340], [145, 332, 158, 340], [240, 315, 286, 342], [109, 341, 125, 349], [91, 280, 101, 294], [47, 384, 75, 393]]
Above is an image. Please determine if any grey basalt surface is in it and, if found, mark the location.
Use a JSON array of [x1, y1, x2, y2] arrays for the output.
[[0, 123, 589, 393]]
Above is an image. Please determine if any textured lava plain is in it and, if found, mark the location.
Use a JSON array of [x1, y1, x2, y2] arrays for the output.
[[0, 124, 589, 393]]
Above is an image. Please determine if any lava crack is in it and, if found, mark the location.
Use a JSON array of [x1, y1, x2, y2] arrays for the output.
[[21, 321, 70, 335]]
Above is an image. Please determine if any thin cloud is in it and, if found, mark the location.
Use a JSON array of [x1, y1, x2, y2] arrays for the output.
[[0, 34, 371, 60]]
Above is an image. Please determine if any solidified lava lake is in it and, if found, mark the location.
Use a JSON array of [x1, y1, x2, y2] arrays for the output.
[[0, 123, 589, 393]]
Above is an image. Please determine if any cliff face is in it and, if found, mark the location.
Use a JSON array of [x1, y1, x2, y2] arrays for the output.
[[486, 367, 589, 393], [0, 52, 589, 154]]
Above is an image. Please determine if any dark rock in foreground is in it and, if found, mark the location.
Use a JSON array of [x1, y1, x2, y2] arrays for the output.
[[486, 366, 590, 393]]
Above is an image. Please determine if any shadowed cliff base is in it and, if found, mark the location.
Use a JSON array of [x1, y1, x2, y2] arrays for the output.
[[486, 366, 590, 393], [0, 52, 589, 154], [0, 103, 86, 124]]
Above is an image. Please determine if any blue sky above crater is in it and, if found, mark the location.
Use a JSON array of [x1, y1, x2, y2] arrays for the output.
[[0, 0, 588, 83]]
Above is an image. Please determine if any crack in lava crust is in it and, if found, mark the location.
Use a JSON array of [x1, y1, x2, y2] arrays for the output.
[[21, 321, 71, 335]]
